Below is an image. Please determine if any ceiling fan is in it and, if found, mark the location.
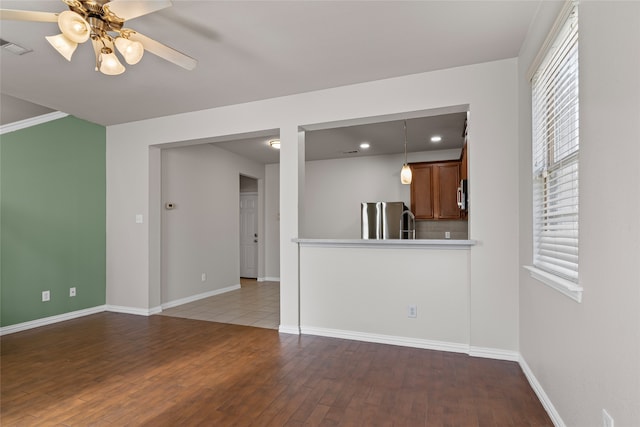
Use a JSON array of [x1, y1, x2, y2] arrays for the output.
[[0, 0, 197, 75]]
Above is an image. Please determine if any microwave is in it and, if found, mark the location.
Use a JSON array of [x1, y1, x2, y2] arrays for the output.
[[457, 179, 468, 211]]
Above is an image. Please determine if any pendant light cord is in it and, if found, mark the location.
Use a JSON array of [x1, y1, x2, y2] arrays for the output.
[[400, 119, 412, 184], [404, 120, 408, 164]]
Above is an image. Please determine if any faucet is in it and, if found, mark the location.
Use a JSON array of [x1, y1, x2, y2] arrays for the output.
[[400, 210, 416, 240]]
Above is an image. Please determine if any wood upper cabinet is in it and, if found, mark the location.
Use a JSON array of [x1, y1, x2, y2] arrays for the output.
[[437, 162, 462, 219], [411, 164, 434, 218], [410, 161, 461, 220], [459, 143, 468, 181]]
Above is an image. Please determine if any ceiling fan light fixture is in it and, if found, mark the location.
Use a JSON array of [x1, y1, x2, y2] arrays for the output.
[[58, 10, 90, 44], [99, 47, 125, 75], [115, 36, 144, 65], [45, 33, 77, 61], [2, 2, 197, 76]]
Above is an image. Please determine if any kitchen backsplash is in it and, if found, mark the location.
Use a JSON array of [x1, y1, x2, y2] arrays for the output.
[[415, 220, 468, 240]]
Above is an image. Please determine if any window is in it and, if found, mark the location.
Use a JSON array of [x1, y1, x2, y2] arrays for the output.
[[530, 3, 580, 296]]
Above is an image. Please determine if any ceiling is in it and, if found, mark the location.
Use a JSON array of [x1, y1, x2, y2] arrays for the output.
[[215, 111, 468, 164], [0, 0, 543, 162]]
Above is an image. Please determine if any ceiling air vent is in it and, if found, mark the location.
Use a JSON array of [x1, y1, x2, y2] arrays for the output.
[[0, 38, 32, 55], [342, 150, 359, 155]]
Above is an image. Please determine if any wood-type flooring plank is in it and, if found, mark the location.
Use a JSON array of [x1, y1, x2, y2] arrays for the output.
[[1, 313, 552, 426]]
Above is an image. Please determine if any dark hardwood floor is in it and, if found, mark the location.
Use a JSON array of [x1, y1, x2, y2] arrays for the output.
[[1, 313, 552, 426]]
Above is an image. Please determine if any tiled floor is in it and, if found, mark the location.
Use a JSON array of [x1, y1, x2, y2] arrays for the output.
[[158, 279, 280, 329]]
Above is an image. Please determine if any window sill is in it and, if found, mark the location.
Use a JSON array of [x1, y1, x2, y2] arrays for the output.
[[523, 266, 583, 303]]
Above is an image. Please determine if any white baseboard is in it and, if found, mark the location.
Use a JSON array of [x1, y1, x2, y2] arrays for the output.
[[106, 305, 159, 316], [469, 345, 519, 362], [300, 327, 522, 363], [301, 326, 469, 354], [258, 277, 280, 282], [0, 305, 107, 336], [161, 285, 241, 310], [519, 355, 565, 427], [0, 285, 242, 335], [278, 324, 301, 335]]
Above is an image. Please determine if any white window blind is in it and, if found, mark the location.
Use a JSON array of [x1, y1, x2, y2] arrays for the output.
[[532, 5, 579, 283]]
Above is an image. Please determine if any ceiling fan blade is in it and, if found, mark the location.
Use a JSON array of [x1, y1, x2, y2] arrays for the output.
[[128, 31, 197, 71], [0, 9, 58, 23], [105, 0, 172, 21]]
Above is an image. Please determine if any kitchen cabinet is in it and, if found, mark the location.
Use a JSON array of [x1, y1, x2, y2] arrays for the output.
[[460, 143, 468, 181], [410, 161, 462, 220]]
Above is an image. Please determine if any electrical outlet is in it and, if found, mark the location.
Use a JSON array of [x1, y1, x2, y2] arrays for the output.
[[445, 231, 451, 239], [602, 409, 614, 427], [42, 290, 50, 302], [201, 273, 207, 282], [407, 304, 417, 318], [70, 287, 76, 297]]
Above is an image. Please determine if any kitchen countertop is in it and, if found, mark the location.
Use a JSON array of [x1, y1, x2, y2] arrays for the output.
[[292, 238, 476, 249]]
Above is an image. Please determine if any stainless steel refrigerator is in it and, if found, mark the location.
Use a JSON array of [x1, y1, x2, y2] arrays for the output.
[[361, 202, 414, 239]]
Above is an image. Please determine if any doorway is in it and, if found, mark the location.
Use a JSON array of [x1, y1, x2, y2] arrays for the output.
[[239, 175, 258, 279]]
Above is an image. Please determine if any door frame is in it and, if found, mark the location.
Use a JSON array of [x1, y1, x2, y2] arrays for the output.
[[239, 191, 259, 279]]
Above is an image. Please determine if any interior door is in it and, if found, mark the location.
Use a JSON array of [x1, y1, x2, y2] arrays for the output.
[[240, 193, 258, 278]]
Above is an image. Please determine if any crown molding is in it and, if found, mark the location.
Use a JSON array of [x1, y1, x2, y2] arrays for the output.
[[0, 112, 69, 135]]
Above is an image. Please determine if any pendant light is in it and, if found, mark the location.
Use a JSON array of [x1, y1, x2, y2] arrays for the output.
[[400, 120, 412, 184]]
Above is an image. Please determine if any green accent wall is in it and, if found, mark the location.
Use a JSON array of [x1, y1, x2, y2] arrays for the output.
[[0, 116, 106, 327]]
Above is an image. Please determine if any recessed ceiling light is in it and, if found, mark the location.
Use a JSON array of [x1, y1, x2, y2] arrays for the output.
[[268, 139, 280, 149], [359, 142, 370, 149], [430, 136, 442, 143]]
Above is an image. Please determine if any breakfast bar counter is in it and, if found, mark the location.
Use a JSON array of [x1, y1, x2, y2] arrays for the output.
[[293, 238, 475, 249]]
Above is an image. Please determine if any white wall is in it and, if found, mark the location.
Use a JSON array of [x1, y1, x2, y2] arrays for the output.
[[518, 2, 640, 426], [160, 144, 264, 304], [264, 163, 280, 280], [300, 246, 470, 347], [106, 128, 153, 310], [107, 57, 520, 349], [466, 60, 520, 352], [304, 149, 460, 239]]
